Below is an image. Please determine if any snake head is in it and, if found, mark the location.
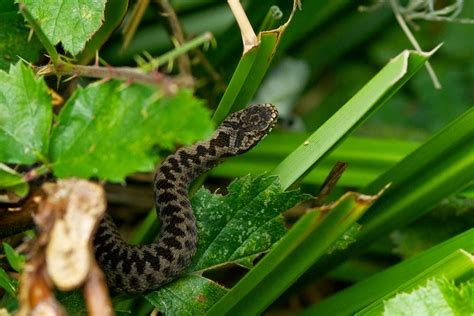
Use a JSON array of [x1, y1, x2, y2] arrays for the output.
[[219, 103, 278, 153]]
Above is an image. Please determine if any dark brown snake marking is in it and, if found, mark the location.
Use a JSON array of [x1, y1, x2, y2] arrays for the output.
[[93, 104, 278, 293]]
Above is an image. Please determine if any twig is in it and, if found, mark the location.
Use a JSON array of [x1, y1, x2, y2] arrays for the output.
[[157, 0, 192, 77], [35, 63, 193, 95], [389, 0, 442, 89], [18, 4, 60, 66], [137, 32, 214, 72]]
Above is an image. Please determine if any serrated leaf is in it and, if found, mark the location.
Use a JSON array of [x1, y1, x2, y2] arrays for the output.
[[49, 81, 213, 182], [189, 175, 305, 272], [145, 275, 227, 316], [0, 62, 52, 164], [19, 0, 107, 55], [383, 278, 474, 316], [0, 268, 16, 296], [2, 243, 25, 273], [0, 2, 42, 70], [0, 163, 28, 199]]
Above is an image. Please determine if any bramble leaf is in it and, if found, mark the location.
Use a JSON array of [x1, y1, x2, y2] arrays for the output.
[[145, 276, 227, 316], [19, 0, 107, 55], [49, 81, 213, 182], [383, 278, 474, 316], [189, 175, 305, 272], [0, 62, 52, 164]]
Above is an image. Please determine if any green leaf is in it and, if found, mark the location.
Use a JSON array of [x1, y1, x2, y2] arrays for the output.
[[189, 175, 304, 272], [2, 242, 25, 272], [0, 62, 52, 164], [49, 81, 213, 182], [0, 2, 42, 70], [145, 275, 228, 316], [0, 163, 28, 199], [19, 0, 107, 55], [0, 268, 16, 296], [382, 278, 474, 316]]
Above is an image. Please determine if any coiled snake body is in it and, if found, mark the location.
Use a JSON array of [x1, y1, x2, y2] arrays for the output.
[[93, 104, 278, 293]]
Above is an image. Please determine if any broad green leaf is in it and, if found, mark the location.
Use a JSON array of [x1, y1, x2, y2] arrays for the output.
[[382, 278, 474, 316], [0, 2, 42, 70], [189, 175, 305, 272], [2, 243, 25, 273], [0, 163, 28, 199], [145, 275, 228, 316], [0, 62, 52, 164], [19, 0, 107, 55], [49, 81, 213, 182], [0, 268, 16, 296]]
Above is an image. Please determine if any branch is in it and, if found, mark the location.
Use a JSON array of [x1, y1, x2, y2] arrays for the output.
[[35, 63, 193, 95], [157, 0, 192, 77]]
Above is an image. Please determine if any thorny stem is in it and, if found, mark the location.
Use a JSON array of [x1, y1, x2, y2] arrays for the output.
[[389, 0, 442, 89], [35, 63, 193, 95], [18, 4, 60, 66], [138, 32, 214, 72], [157, 0, 192, 77]]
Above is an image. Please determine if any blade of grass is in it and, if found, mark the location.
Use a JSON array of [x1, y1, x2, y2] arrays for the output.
[[270, 48, 439, 190], [301, 107, 474, 285], [357, 249, 474, 315], [211, 134, 419, 187], [206, 189, 384, 316], [301, 229, 474, 315]]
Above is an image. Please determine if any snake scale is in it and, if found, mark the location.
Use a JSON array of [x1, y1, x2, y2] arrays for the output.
[[93, 104, 278, 293]]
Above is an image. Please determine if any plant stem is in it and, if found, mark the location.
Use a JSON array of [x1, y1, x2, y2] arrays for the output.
[[157, 0, 192, 77], [138, 32, 214, 72], [35, 63, 192, 95], [18, 4, 60, 66]]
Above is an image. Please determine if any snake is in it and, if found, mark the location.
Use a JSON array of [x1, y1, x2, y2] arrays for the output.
[[93, 104, 278, 293]]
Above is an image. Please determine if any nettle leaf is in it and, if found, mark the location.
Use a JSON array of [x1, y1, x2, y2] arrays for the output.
[[144, 175, 306, 315], [383, 278, 474, 316], [49, 81, 213, 182], [0, 62, 52, 164], [0, 163, 28, 200], [19, 0, 107, 55], [145, 275, 228, 316], [189, 175, 305, 272], [0, 2, 42, 70]]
